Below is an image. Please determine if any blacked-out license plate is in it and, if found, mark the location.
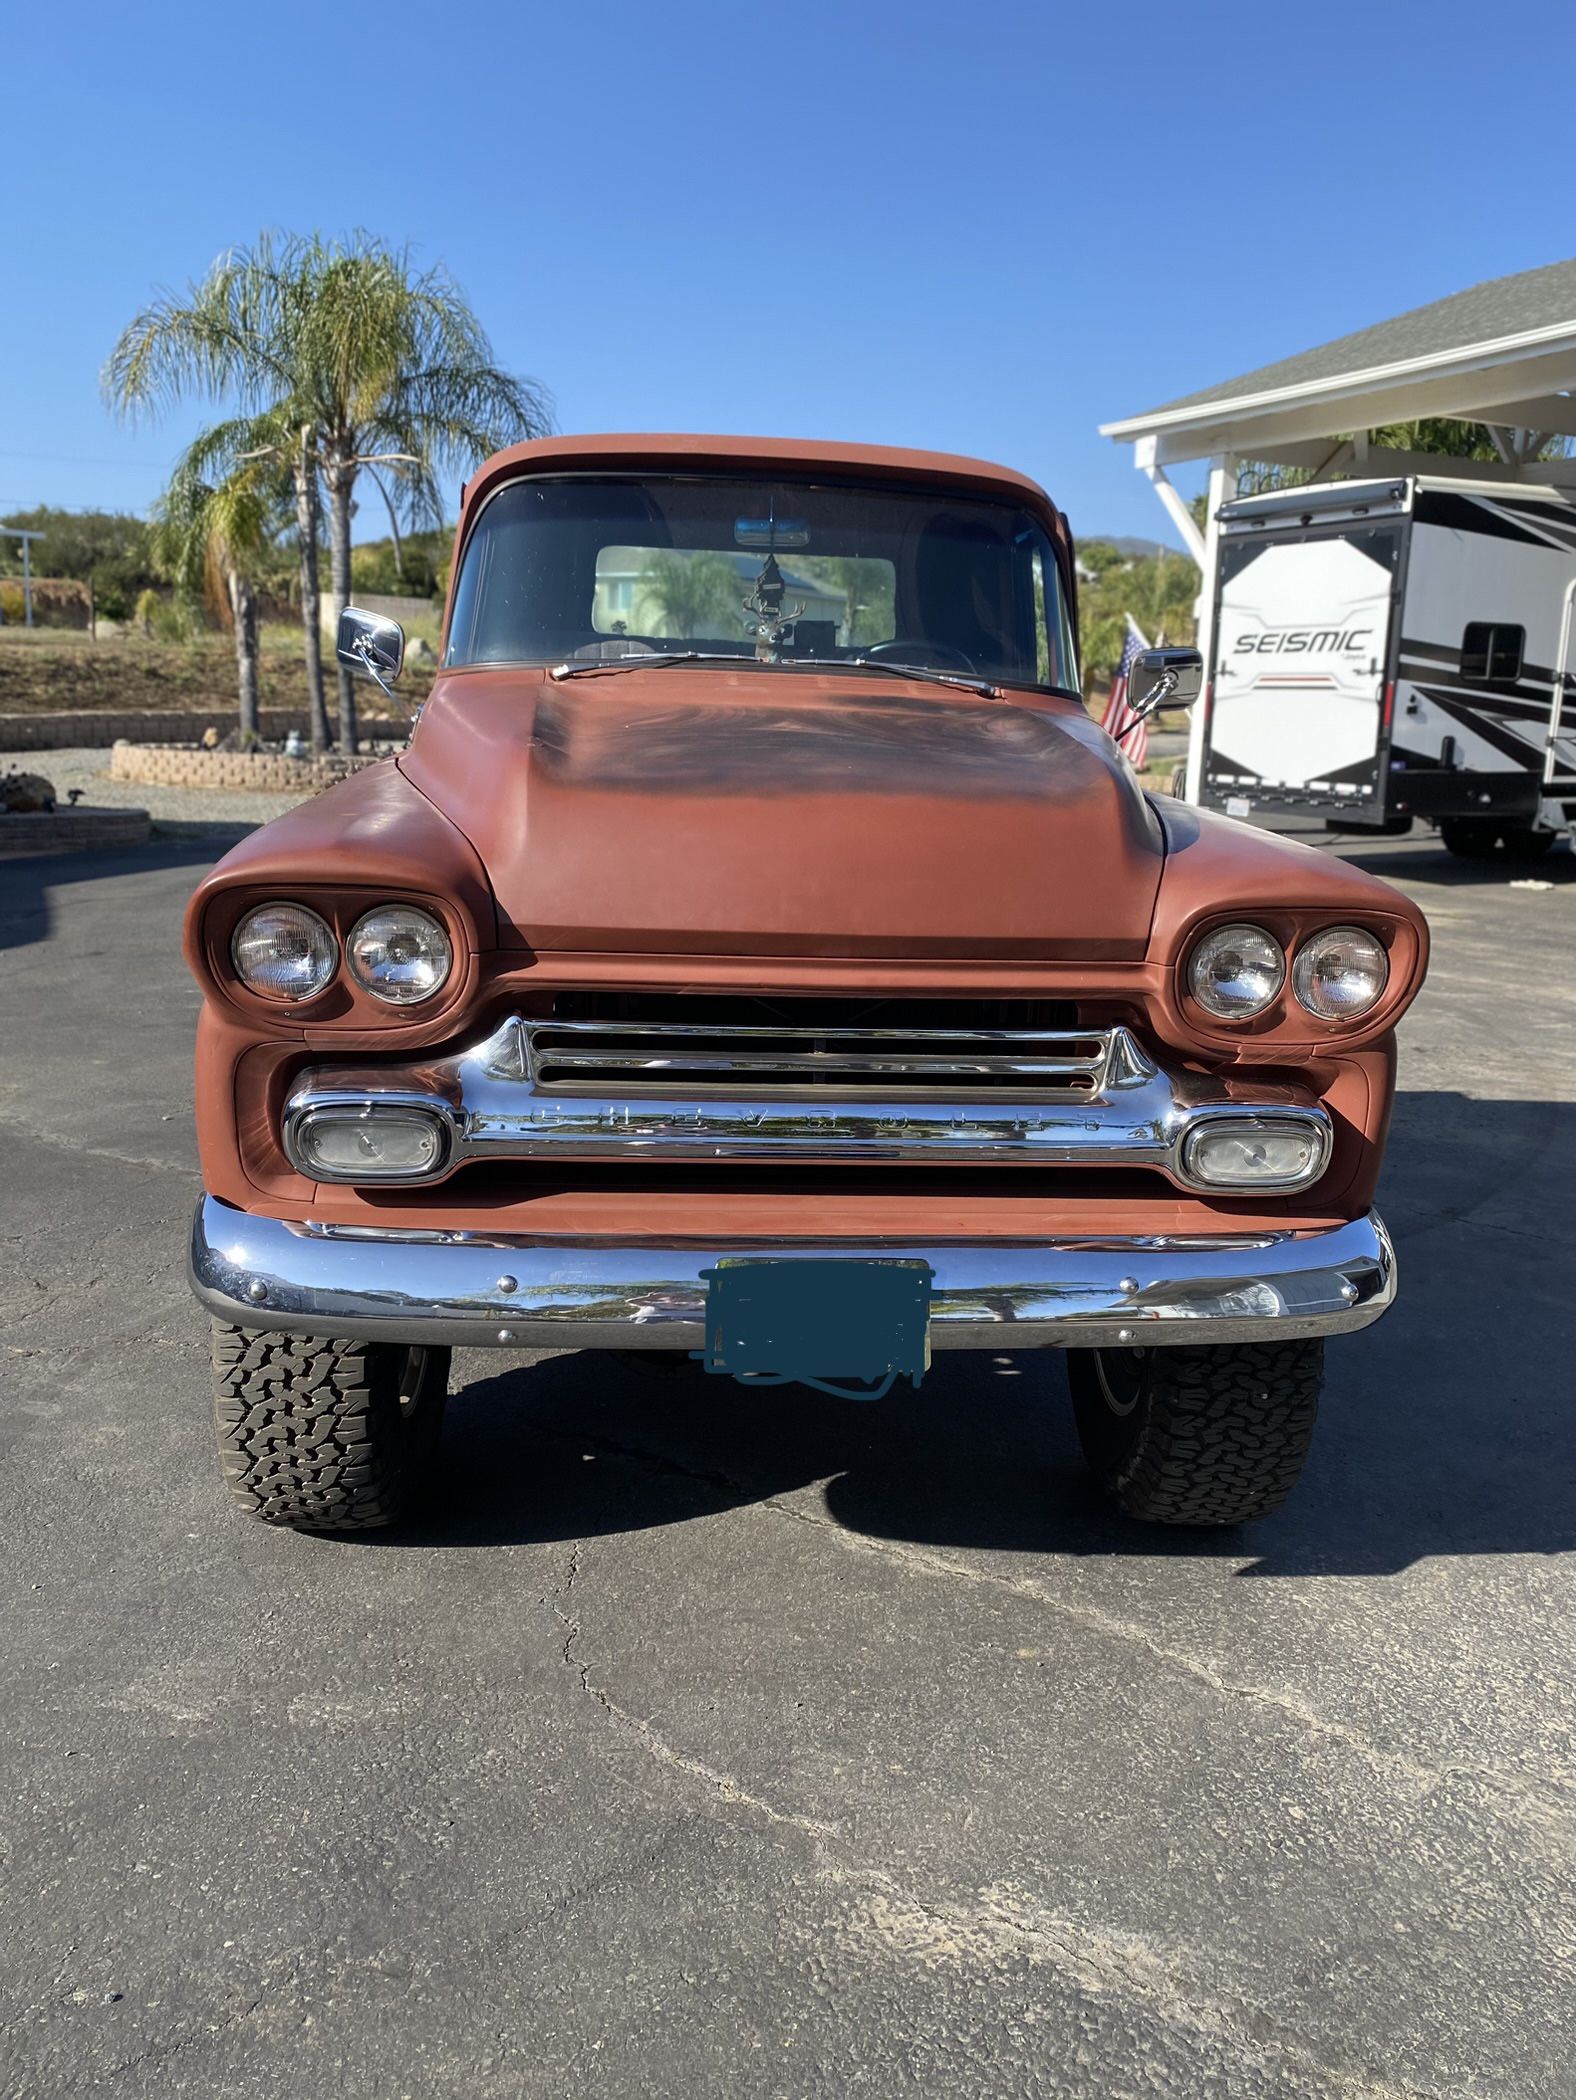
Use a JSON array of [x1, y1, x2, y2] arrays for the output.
[[695, 1258, 933, 1399]]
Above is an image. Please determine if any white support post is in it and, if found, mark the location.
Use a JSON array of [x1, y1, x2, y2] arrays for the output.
[[1129, 440, 1229, 802], [1183, 455, 1234, 804], [1134, 435, 1207, 566]]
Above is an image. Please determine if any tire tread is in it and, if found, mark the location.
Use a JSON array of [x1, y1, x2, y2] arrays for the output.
[[1073, 1340, 1323, 1526], [208, 1323, 445, 1531]]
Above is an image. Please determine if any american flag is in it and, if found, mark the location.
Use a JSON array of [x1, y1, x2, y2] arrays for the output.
[[1100, 618, 1152, 771]]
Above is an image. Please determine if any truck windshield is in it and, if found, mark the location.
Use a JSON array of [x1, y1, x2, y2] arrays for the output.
[[443, 473, 1079, 693]]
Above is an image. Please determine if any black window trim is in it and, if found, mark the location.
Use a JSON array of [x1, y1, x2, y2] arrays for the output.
[[1460, 619, 1525, 685]]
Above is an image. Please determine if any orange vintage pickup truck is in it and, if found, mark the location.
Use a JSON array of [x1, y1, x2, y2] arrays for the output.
[[185, 434, 1427, 1532]]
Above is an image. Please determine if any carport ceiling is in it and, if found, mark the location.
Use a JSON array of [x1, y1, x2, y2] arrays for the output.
[[1102, 256, 1576, 479]]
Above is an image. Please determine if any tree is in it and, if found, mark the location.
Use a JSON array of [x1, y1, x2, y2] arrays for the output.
[[1225, 420, 1571, 508], [104, 230, 550, 750], [107, 261, 333, 748], [1078, 549, 1199, 683], [0, 506, 159, 623], [152, 445, 282, 737], [1075, 538, 1127, 579], [794, 555, 894, 646], [350, 526, 451, 600], [637, 551, 743, 639]]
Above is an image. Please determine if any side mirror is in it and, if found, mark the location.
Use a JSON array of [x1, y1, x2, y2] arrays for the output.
[[1130, 646, 1203, 720], [337, 605, 405, 700]]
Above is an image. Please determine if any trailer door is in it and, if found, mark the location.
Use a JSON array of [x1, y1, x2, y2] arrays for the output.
[[1205, 524, 1401, 813]]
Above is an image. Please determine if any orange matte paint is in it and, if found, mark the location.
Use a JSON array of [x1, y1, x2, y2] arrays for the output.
[[184, 434, 1430, 1243]]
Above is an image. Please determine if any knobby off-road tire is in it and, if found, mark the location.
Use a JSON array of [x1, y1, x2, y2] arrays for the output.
[[1068, 1339, 1324, 1526], [210, 1323, 449, 1531]]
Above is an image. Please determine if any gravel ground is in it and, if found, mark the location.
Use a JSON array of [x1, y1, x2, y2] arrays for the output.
[[25, 747, 322, 828]]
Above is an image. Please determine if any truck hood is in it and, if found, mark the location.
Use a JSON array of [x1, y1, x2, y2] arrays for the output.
[[401, 667, 1164, 959]]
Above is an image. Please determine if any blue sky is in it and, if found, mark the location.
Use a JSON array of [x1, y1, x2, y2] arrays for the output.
[[4, 0, 1573, 546]]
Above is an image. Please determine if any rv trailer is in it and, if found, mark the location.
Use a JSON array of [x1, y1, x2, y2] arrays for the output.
[[1193, 475, 1576, 857]]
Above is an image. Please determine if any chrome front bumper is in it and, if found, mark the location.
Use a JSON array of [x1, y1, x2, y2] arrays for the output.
[[189, 1195, 1396, 1351]]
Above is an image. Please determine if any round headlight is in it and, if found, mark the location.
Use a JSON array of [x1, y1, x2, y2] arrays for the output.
[[231, 903, 338, 1002], [1292, 925, 1388, 1020], [1188, 923, 1285, 1020], [347, 904, 453, 1006]]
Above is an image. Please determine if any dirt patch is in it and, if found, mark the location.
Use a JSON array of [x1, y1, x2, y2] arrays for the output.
[[0, 632, 437, 715]]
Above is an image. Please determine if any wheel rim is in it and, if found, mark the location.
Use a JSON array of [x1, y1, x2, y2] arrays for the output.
[[396, 1346, 429, 1418], [1092, 1348, 1145, 1418]]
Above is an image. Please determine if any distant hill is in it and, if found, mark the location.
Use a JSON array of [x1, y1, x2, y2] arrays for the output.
[[1080, 534, 1178, 559]]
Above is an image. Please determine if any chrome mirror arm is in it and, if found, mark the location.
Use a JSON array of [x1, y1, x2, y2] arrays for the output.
[[351, 638, 400, 701]]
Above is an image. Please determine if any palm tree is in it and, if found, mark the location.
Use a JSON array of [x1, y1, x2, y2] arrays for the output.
[[106, 248, 334, 750], [153, 446, 281, 738], [637, 551, 743, 639], [105, 230, 550, 751]]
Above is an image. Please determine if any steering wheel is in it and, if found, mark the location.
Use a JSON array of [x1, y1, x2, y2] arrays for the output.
[[861, 639, 979, 675]]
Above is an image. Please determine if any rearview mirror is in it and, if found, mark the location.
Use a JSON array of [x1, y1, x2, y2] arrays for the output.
[[337, 605, 405, 699], [1130, 646, 1202, 719]]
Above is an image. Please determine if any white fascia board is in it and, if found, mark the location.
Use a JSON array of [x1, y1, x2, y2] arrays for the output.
[[1099, 318, 1576, 443], [1138, 347, 1576, 466]]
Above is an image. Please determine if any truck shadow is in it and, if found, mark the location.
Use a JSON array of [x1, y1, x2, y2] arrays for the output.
[[370, 1088, 1576, 1579], [0, 834, 242, 952]]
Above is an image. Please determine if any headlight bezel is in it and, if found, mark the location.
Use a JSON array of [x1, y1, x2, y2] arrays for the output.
[[229, 901, 340, 1005], [1181, 914, 1400, 1034], [1291, 924, 1390, 1022], [209, 888, 467, 1021], [345, 903, 455, 1007]]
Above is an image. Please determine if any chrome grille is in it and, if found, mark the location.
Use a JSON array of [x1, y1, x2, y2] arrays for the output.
[[524, 1014, 1115, 1098], [289, 1011, 1333, 1186]]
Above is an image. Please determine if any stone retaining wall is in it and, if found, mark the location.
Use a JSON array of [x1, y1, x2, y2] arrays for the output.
[[0, 708, 405, 751], [109, 744, 385, 793]]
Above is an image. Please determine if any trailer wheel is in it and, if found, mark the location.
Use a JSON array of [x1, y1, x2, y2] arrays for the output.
[[1438, 818, 1501, 859], [1496, 825, 1557, 861], [1068, 1340, 1323, 1526], [1167, 764, 1188, 799]]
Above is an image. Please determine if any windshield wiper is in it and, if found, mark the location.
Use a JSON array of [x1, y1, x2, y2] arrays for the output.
[[550, 651, 756, 680], [549, 649, 1001, 698], [788, 655, 1001, 698]]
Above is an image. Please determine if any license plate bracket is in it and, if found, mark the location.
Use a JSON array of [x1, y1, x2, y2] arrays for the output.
[[694, 1258, 933, 1400]]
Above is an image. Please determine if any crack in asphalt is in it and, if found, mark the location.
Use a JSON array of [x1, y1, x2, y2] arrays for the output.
[[558, 1429, 1576, 1831], [549, 1538, 1454, 2100], [98, 1987, 271, 2083]]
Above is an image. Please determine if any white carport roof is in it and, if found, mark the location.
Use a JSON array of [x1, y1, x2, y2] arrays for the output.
[[1101, 258, 1576, 558]]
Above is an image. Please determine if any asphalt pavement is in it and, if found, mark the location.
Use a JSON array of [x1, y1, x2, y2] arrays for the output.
[[2, 827, 1574, 2099]]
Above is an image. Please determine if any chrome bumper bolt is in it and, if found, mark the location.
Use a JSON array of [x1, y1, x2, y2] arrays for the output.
[[496, 1275, 518, 1294], [245, 1279, 268, 1304]]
